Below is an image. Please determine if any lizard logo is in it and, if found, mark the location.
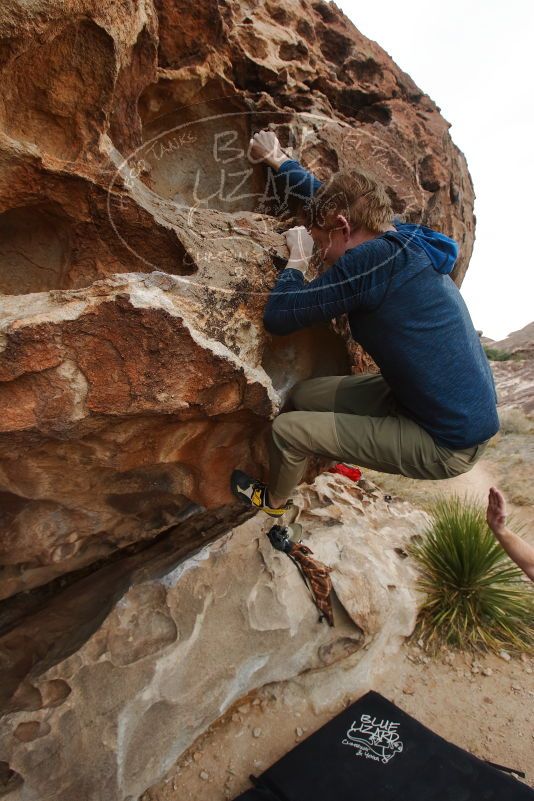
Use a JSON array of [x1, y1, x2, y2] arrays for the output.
[[342, 713, 404, 764]]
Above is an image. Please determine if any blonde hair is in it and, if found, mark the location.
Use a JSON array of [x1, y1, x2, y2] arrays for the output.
[[304, 168, 393, 234]]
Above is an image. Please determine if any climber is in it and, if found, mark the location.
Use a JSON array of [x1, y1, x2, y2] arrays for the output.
[[231, 129, 499, 517], [486, 487, 534, 580]]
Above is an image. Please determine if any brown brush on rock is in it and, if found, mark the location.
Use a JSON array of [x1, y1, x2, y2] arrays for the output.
[[267, 523, 334, 626]]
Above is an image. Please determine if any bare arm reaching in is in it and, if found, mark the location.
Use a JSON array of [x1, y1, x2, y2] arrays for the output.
[[486, 487, 534, 580]]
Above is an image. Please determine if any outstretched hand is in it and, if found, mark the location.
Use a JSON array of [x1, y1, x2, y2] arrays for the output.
[[248, 129, 289, 169], [486, 486, 507, 536]]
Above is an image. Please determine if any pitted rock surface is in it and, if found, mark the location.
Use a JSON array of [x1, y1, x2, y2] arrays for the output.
[[0, 474, 426, 801]]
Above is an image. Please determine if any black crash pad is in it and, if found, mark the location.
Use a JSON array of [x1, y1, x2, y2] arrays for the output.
[[234, 691, 533, 800]]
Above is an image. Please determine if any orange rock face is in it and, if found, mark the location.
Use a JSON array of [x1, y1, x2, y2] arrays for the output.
[[0, 0, 475, 599]]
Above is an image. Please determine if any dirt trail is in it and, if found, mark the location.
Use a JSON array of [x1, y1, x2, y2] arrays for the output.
[[368, 458, 499, 505], [367, 453, 534, 540], [428, 459, 534, 535], [437, 459, 497, 500]]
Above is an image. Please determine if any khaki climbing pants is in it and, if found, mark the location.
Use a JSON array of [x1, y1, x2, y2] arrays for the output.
[[268, 374, 489, 501]]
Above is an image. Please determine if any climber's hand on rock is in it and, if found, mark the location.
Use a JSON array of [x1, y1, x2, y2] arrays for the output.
[[248, 129, 289, 170], [285, 225, 313, 273], [286, 226, 314, 259]]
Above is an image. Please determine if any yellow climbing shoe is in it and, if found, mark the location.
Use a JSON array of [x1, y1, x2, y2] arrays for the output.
[[231, 469, 293, 517]]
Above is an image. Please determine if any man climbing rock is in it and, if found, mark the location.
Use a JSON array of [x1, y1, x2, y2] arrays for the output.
[[231, 130, 499, 517]]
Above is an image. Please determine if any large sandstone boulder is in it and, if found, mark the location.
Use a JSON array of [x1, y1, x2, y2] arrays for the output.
[[0, 474, 427, 801], [0, 1, 475, 797], [0, 0, 475, 599]]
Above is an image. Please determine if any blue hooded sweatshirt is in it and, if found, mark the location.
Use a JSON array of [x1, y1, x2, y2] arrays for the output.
[[263, 159, 499, 450]]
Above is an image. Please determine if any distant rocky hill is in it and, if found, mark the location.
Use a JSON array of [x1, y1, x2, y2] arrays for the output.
[[491, 360, 534, 416], [486, 321, 534, 360], [484, 321, 534, 416]]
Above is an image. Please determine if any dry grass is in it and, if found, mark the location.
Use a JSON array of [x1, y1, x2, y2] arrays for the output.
[[483, 431, 534, 507], [497, 408, 533, 435]]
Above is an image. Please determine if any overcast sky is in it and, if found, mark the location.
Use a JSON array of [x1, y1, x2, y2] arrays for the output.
[[336, 0, 533, 340]]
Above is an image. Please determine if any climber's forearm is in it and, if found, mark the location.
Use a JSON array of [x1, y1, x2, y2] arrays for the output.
[[267, 153, 292, 171], [274, 158, 322, 201], [494, 527, 534, 580], [263, 238, 391, 336]]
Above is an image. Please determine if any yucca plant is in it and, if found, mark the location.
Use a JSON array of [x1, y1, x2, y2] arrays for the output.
[[409, 495, 534, 653]]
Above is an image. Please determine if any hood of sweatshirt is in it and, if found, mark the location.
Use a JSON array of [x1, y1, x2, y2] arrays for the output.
[[387, 221, 459, 274]]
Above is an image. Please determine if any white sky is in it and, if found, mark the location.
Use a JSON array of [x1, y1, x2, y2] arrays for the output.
[[336, 0, 533, 340]]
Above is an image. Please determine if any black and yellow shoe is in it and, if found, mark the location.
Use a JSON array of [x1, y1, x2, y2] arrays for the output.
[[231, 469, 293, 517]]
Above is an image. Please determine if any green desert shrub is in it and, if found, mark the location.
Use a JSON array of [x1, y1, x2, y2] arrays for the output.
[[483, 345, 514, 361], [409, 495, 534, 653]]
